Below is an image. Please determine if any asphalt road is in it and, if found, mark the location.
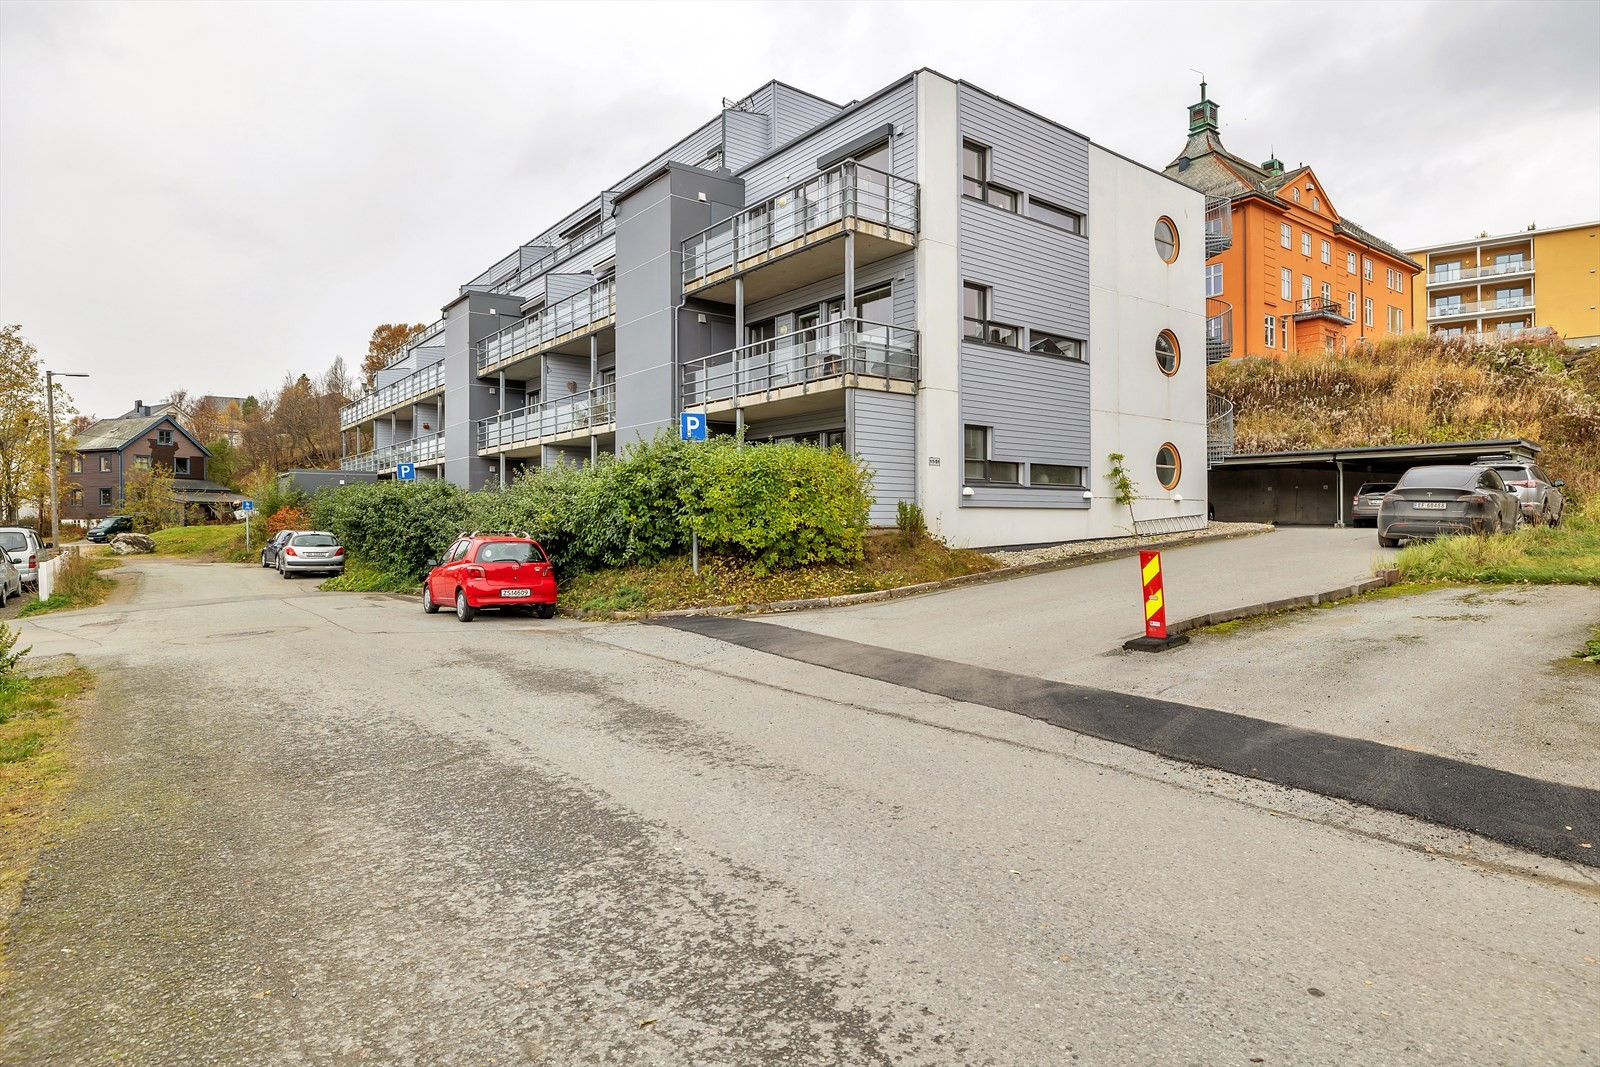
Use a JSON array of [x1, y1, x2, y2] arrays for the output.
[[3, 549, 1598, 1065]]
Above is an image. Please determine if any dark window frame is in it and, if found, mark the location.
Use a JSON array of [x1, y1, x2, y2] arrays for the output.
[[962, 282, 1020, 349], [99, 487, 113, 506], [963, 424, 1020, 486], [1026, 197, 1085, 236], [961, 140, 1019, 214], [1030, 463, 1088, 489], [1028, 329, 1085, 362]]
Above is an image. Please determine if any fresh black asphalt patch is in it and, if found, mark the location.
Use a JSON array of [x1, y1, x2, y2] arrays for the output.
[[654, 616, 1600, 869]]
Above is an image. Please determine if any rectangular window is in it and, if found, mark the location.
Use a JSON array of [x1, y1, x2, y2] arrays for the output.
[[100, 455, 111, 472], [1031, 464, 1086, 488], [134, 455, 151, 471], [1395, 272, 1403, 295], [174, 457, 190, 475], [1025, 197, 1084, 234], [70, 489, 82, 507], [1347, 290, 1357, 320], [1364, 297, 1374, 327], [1281, 316, 1290, 350], [1301, 232, 1312, 256], [1205, 264, 1223, 298], [963, 283, 1018, 347], [964, 425, 1018, 485], [1347, 252, 1357, 274], [1028, 329, 1084, 361], [1301, 275, 1313, 301], [1388, 306, 1404, 332], [1264, 314, 1276, 348], [1363, 257, 1373, 281], [1280, 267, 1292, 300], [99, 488, 112, 506], [1280, 223, 1292, 249], [72, 454, 83, 473], [1321, 281, 1332, 304], [1321, 240, 1331, 265], [961, 140, 1017, 212], [157, 428, 172, 446], [1496, 287, 1525, 309]]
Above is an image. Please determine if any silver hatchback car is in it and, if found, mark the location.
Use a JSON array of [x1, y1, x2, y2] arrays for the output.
[[277, 530, 346, 579], [1472, 455, 1566, 526], [0, 527, 43, 587]]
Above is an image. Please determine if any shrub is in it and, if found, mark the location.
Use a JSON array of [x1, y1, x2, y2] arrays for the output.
[[308, 479, 475, 581], [266, 505, 309, 536], [0, 622, 28, 679], [895, 500, 926, 545]]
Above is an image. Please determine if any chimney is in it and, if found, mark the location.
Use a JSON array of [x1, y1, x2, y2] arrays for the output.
[[135, 399, 144, 416]]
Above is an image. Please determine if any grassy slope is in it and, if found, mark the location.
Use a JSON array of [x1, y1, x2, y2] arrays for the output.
[[15, 557, 119, 618], [148, 524, 254, 562]]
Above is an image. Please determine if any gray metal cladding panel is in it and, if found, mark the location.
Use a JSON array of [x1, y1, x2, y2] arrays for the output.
[[723, 110, 771, 170], [772, 83, 844, 146], [848, 390, 917, 525], [545, 273, 594, 304], [739, 80, 916, 204], [743, 409, 845, 438], [959, 341, 1090, 466], [958, 201, 1089, 338], [957, 86, 1090, 213], [613, 119, 725, 197], [743, 252, 916, 329], [542, 352, 591, 391]]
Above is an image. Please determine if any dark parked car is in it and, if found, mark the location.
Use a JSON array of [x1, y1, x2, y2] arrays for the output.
[[1378, 465, 1522, 547], [1471, 455, 1566, 527], [1349, 482, 1396, 527], [86, 515, 135, 543], [260, 529, 297, 569], [277, 531, 345, 579]]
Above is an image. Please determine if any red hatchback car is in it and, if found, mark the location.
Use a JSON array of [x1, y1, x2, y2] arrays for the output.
[[423, 534, 557, 621]]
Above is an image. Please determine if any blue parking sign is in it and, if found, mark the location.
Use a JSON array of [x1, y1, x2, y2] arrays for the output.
[[680, 412, 706, 442], [396, 463, 417, 481], [241, 500, 254, 513]]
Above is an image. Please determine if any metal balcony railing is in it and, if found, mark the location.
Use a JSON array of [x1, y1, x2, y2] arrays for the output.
[[1427, 295, 1535, 320], [340, 360, 446, 428], [478, 384, 616, 452], [1293, 297, 1352, 321], [1205, 298, 1233, 363], [383, 318, 445, 370], [341, 430, 445, 473], [1207, 394, 1234, 468], [1425, 259, 1535, 286], [476, 280, 617, 374], [1204, 196, 1233, 256], [681, 161, 919, 290], [480, 218, 617, 296], [680, 318, 919, 408]]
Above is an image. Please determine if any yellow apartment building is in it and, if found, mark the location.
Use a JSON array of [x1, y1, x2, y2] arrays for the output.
[[1408, 220, 1599, 348]]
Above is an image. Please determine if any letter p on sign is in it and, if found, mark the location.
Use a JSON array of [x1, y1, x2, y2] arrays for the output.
[[1140, 550, 1167, 639], [680, 412, 707, 442]]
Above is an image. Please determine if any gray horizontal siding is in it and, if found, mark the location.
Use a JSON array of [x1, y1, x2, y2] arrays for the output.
[[723, 110, 770, 170], [743, 410, 844, 439], [545, 273, 593, 304], [849, 389, 916, 525], [541, 352, 592, 392], [959, 201, 1089, 338], [738, 80, 916, 205], [743, 251, 916, 332], [958, 85, 1090, 214], [773, 83, 844, 147], [960, 343, 1090, 462]]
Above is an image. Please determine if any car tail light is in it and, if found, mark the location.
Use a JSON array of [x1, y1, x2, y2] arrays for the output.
[[27, 554, 36, 568], [1504, 480, 1537, 488], [285, 546, 298, 556], [334, 547, 344, 556], [1460, 494, 1488, 505]]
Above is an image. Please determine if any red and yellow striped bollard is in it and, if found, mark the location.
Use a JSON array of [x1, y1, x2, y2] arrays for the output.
[[1140, 549, 1168, 640]]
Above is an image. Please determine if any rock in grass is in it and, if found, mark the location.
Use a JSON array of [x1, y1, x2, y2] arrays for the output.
[[109, 533, 156, 555]]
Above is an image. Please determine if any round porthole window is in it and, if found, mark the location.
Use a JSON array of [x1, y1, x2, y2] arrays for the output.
[[1155, 330, 1180, 376], [1154, 216, 1179, 262], [1156, 443, 1181, 490]]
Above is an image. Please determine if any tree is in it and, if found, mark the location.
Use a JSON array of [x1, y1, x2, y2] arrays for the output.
[[361, 323, 428, 387], [0, 324, 76, 527], [123, 463, 178, 532]]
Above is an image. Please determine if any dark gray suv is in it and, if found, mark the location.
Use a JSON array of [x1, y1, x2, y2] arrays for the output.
[[1472, 456, 1565, 526]]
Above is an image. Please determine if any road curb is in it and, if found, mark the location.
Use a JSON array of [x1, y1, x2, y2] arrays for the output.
[[560, 525, 1276, 622], [1155, 567, 1404, 639]]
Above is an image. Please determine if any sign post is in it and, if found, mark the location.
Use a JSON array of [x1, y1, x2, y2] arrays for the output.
[[1123, 549, 1189, 652], [241, 499, 254, 553], [680, 412, 707, 574]]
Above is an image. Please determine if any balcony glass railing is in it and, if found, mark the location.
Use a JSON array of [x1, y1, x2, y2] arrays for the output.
[[477, 280, 616, 374], [340, 361, 446, 428], [478, 384, 616, 452], [382, 318, 445, 370], [1427, 295, 1535, 319], [681, 162, 919, 289], [680, 318, 919, 408], [341, 431, 445, 473], [481, 218, 616, 296], [1426, 259, 1535, 286]]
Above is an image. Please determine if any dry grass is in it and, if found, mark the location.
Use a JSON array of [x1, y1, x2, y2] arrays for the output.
[[1391, 516, 1599, 585], [560, 531, 998, 615], [1209, 334, 1600, 511], [15, 553, 119, 618]]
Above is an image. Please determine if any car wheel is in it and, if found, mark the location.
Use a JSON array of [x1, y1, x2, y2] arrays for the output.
[[1377, 533, 1400, 548], [1512, 509, 1526, 532], [280, 562, 291, 580], [535, 603, 556, 620], [455, 589, 476, 622], [261, 553, 269, 568], [422, 583, 440, 614]]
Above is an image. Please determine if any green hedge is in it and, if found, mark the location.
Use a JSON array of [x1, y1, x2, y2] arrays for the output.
[[307, 434, 874, 579]]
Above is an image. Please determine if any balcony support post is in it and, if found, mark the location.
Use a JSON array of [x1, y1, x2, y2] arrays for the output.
[[498, 372, 506, 415], [734, 276, 744, 343], [735, 406, 744, 449], [844, 231, 856, 322]]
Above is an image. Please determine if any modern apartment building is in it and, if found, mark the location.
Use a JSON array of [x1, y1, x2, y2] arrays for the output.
[[340, 69, 1209, 547], [1163, 84, 1420, 361], [1407, 221, 1600, 349]]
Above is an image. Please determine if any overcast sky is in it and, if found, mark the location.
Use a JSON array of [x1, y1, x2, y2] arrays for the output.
[[3, 0, 1597, 419]]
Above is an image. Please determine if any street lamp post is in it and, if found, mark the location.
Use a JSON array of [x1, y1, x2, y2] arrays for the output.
[[45, 371, 89, 550]]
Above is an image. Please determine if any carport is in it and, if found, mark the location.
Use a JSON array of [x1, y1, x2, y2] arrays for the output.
[[1209, 438, 1541, 527]]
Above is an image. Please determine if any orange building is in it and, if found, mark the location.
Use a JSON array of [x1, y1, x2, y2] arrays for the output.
[[1164, 84, 1420, 360]]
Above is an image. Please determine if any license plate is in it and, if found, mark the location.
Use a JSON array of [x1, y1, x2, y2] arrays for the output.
[[1412, 502, 1447, 510], [500, 588, 531, 598]]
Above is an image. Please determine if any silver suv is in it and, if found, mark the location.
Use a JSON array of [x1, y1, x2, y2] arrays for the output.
[[0, 527, 43, 587], [1472, 456, 1565, 526]]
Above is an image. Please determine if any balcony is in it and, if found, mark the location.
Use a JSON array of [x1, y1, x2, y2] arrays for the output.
[[477, 280, 616, 376], [680, 318, 919, 412], [1204, 196, 1233, 256], [383, 318, 445, 371], [473, 218, 617, 297], [340, 360, 445, 429], [1206, 298, 1233, 363], [1292, 297, 1354, 324], [681, 161, 919, 303], [1425, 259, 1535, 287], [341, 430, 445, 473], [478, 385, 616, 455], [1427, 295, 1535, 321]]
